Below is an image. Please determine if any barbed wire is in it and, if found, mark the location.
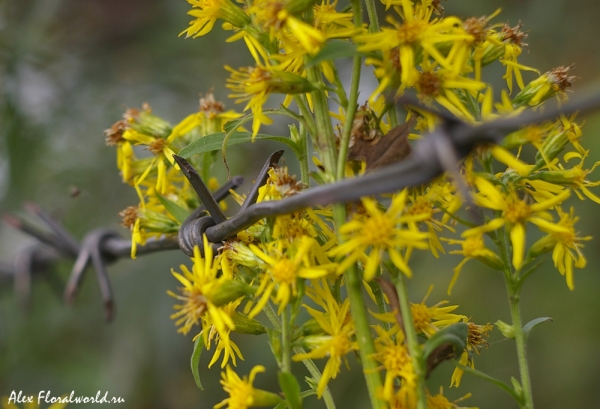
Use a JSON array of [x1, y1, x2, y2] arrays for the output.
[[3, 90, 600, 319]]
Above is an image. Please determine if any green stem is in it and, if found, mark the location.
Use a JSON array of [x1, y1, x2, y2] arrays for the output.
[[294, 95, 318, 138], [299, 124, 310, 187], [394, 274, 427, 409], [293, 346, 337, 409], [364, 0, 380, 33], [333, 205, 385, 409], [507, 287, 535, 409], [281, 307, 292, 372], [495, 228, 535, 409], [265, 303, 336, 409], [307, 66, 337, 180], [336, 0, 363, 181]]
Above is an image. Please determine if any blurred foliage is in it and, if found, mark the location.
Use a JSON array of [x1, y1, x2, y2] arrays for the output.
[[1, 0, 600, 408]]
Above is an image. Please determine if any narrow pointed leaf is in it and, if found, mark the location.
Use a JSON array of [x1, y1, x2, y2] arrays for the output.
[[306, 40, 358, 67], [190, 335, 204, 390], [278, 371, 303, 409], [523, 317, 553, 341], [178, 132, 301, 159], [156, 193, 189, 224]]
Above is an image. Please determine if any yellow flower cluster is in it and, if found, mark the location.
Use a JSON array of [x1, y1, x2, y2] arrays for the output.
[[103, 0, 600, 408]]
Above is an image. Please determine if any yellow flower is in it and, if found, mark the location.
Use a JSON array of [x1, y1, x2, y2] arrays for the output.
[[415, 68, 487, 122], [355, 1, 472, 88], [225, 37, 314, 137], [464, 177, 571, 269], [443, 233, 503, 294], [181, 0, 250, 38], [530, 207, 591, 290], [293, 279, 358, 397], [248, 0, 326, 55], [372, 326, 416, 403], [330, 190, 430, 280], [168, 238, 250, 367], [426, 387, 475, 409], [451, 322, 492, 387], [410, 288, 466, 337], [248, 236, 335, 316], [214, 366, 282, 409]]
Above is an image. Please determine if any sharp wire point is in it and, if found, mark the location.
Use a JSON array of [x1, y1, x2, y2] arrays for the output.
[[240, 150, 284, 211], [173, 155, 227, 224]]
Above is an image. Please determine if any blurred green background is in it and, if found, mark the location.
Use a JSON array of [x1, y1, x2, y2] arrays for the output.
[[1, 0, 600, 408]]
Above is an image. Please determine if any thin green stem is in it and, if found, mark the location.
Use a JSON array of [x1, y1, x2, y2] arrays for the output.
[[266, 303, 336, 409], [495, 228, 535, 409], [364, 0, 380, 33], [299, 124, 310, 187], [507, 288, 535, 409], [394, 273, 427, 409], [281, 307, 292, 372], [333, 205, 385, 409], [293, 346, 337, 409], [294, 95, 318, 138], [336, 0, 363, 181], [307, 66, 337, 180]]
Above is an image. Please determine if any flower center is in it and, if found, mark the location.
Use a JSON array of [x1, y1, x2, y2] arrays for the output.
[[362, 214, 394, 246], [411, 303, 431, 333], [382, 345, 411, 372], [503, 200, 530, 224], [397, 20, 427, 43], [148, 138, 168, 155], [271, 259, 297, 284]]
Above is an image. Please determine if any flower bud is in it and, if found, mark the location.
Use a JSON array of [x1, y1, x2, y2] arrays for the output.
[[211, 280, 256, 307], [231, 311, 267, 335], [495, 320, 515, 338]]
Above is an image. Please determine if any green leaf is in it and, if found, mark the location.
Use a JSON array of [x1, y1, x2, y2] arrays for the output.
[[306, 40, 358, 67], [523, 317, 553, 341], [421, 322, 468, 363], [190, 336, 204, 390], [177, 131, 302, 159], [278, 371, 303, 409], [156, 193, 189, 224], [454, 363, 524, 403]]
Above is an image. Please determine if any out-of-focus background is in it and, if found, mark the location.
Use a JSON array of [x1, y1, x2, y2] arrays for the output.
[[1, 0, 600, 408]]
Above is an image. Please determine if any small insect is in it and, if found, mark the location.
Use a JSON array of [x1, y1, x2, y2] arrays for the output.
[[348, 118, 414, 171]]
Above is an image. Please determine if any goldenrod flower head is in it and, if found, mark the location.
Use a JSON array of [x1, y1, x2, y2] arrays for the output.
[[465, 177, 571, 269], [372, 326, 415, 402], [123, 103, 172, 138], [248, 0, 325, 54], [444, 233, 503, 294], [330, 190, 430, 280], [426, 387, 475, 409], [513, 65, 576, 107], [226, 38, 314, 136], [410, 287, 466, 337], [215, 366, 282, 409], [182, 0, 250, 38], [530, 207, 591, 290], [466, 322, 493, 354], [293, 279, 358, 397], [249, 237, 334, 315], [355, 2, 471, 88]]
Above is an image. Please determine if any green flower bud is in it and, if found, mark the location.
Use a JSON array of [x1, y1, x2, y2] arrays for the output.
[[211, 280, 256, 307], [231, 311, 267, 335], [495, 320, 515, 339]]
